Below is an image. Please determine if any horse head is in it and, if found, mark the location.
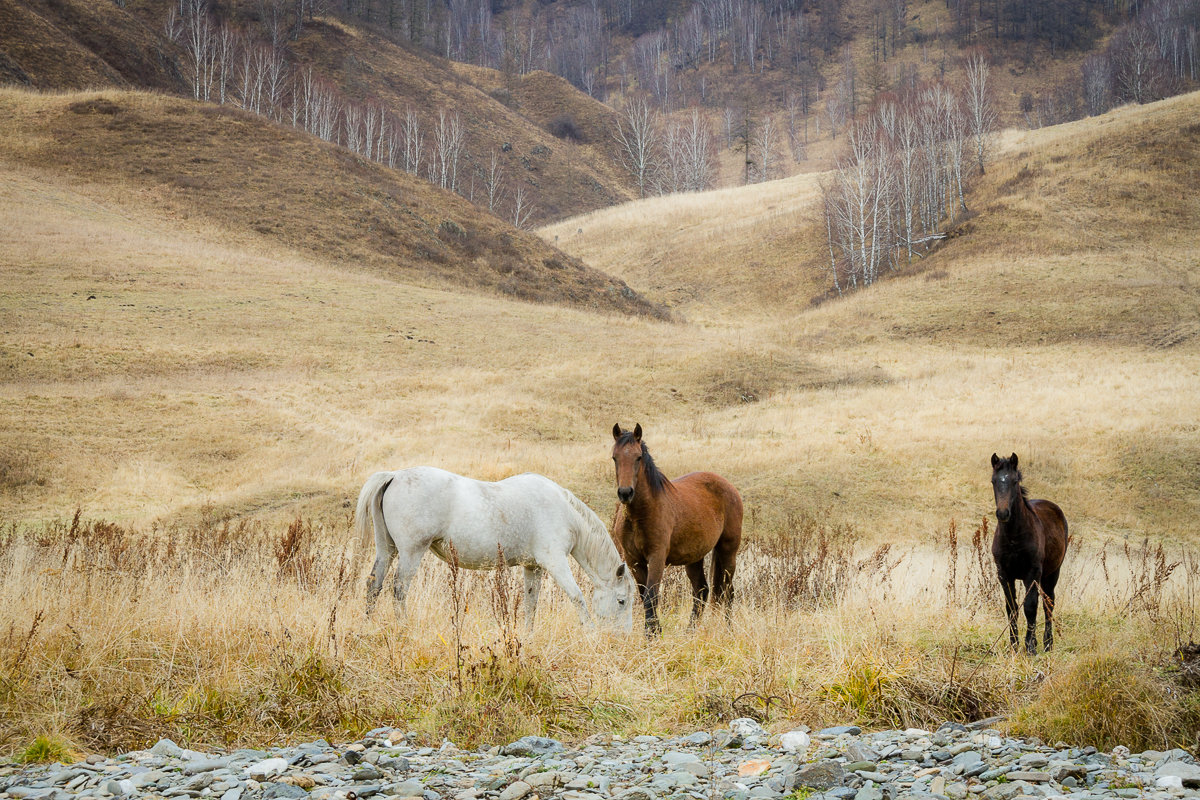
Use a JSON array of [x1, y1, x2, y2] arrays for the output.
[[591, 562, 636, 634], [990, 452, 1022, 523], [611, 423, 645, 505]]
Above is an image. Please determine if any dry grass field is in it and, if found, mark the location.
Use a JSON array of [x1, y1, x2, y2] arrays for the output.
[[1, 88, 1199, 759]]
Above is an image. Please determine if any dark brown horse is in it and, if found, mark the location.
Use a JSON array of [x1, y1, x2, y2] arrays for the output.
[[610, 423, 743, 635], [990, 453, 1069, 654]]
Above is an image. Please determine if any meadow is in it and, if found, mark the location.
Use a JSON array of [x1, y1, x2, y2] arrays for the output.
[[1, 88, 1199, 759]]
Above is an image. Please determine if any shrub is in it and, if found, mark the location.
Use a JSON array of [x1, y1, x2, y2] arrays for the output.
[[547, 115, 584, 142]]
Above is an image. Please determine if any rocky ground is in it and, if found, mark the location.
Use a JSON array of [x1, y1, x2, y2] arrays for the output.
[[1, 718, 1197, 800]]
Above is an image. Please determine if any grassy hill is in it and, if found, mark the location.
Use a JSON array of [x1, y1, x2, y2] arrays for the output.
[[0, 89, 662, 318], [0, 0, 641, 224]]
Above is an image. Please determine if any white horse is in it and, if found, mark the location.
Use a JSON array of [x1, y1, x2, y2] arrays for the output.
[[356, 466, 636, 633]]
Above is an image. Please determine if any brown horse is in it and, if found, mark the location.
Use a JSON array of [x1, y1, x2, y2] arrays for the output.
[[990, 453, 1069, 654], [610, 423, 743, 635]]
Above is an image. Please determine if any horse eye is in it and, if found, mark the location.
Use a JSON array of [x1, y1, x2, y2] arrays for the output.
[[618, 599, 626, 605]]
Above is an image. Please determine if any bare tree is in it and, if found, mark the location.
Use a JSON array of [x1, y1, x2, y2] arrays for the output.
[[613, 97, 660, 197], [511, 183, 535, 229], [401, 107, 424, 175], [963, 52, 996, 175], [481, 149, 507, 212], [1082, 53, 1113, 116], [430, 108, 466, 191], [755, 112, 778, 182]]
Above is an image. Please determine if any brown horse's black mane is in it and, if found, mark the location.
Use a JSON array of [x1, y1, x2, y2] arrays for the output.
[[616, 431, 668, 495]]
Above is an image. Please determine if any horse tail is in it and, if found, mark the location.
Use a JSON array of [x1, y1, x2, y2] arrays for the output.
[[355, 471, 395, 554]]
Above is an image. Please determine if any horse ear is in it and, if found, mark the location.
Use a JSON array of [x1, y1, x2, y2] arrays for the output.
[[616, 563, 626, 578], [633, 423, 642, 441], [613, 423, 622, 441], [1010, 453, 1019, 470], [991, 452, 1001, 469]]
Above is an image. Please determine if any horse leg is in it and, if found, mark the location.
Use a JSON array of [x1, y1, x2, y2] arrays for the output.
[[684, 560, 709, 626], [523, 566, 544, 631], [539, 553, 592, 628], [711, 536, 739, 619], [388, 545, 426, 624], [365, 538, 397, 616], [1000, 576, 1019, 651], [642, 553, 667, 637], [1022, 576, 1041, 655], [1041, 570, 1060, 652]]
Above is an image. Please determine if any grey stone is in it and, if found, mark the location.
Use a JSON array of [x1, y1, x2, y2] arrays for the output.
[[150, 740, 185, 759], [730, 719, 769, 740], [614, 789, 658, 800], [819, 727, 863, 737], [262, 784, 310, 799], [1006, 772, 1051, 783], [680, 732, 712, 747], [1157, 761, 1200, 787], [797, 761, 846, 790], [498, 780, 532, 800], [856, 784, 884, 800], [501, 737, 564, 757], [967, 717, 1008, 732]]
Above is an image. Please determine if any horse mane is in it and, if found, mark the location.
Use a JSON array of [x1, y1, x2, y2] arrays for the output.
[[616, 431, 668, 495], [560, 487, 623, 579]]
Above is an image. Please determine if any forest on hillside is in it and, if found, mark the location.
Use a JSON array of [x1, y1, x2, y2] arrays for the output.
[[162, 0, 1199, 205]]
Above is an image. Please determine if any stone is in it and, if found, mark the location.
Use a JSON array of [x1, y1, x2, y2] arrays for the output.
[[501, 737, 564, 757], [262, 784, 310, 799], [796, 761, 846, 790], [1157, 761, 1200, 787], [1006, 772, 1051, 783], [498, 780, 532, 800], [730, 719, 769, 740], [781, 731, 811, 753], [150, 740, 185, 758], [819, 726, 863, 737], [738, 760, 771, 777], [247, 758, 289, 779]]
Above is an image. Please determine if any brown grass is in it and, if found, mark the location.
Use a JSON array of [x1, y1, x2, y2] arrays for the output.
[[0, 510, 1196, 757]]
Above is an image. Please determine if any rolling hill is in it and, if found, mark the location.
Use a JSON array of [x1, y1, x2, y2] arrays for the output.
[[0, 88, 663, 315], [2, 84, 1198, 545]]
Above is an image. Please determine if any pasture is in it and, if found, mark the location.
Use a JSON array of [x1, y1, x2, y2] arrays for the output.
[[1, 90, 1199, 757]]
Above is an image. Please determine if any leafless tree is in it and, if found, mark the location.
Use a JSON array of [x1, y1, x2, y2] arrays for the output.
[[1082, 53, 1114, 116], [963, 52, 996, 175], [481, 149, 507, 212], [613, 97, 659, 197], [184, 0, 216, 101], [430, 108, 466, 191], [755, 112, 778, 182], [401, 107, 424, 176], [511, 183, 535, 229]]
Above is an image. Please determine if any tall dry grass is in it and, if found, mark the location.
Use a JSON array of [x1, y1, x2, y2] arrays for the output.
[[1, 510, 1196, 759]]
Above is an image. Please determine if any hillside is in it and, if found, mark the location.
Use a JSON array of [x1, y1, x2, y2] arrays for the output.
[[0, 0, 640, 224], [1, 90, 1198, 547], [0, 89, 662, 315], [541, 91, 1200, 538]]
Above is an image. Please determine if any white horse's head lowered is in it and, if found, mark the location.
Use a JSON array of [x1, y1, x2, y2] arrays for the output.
[[591, 562, 637, 634]]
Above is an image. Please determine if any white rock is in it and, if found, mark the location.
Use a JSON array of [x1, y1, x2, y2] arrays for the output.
[[1157, 776, 1184, 791], [730, 718, 768, 739], [499, 780, 532, 800], [247, 758, 289, 779], [780, 731, 811, 753]]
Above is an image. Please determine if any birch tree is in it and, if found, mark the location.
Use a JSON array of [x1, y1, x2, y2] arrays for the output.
[[613, 97, 659, 197], [963, 52, 996, 175]]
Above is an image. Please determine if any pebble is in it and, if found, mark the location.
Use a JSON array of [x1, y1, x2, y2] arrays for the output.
[[0, 722, 1197, 800]]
